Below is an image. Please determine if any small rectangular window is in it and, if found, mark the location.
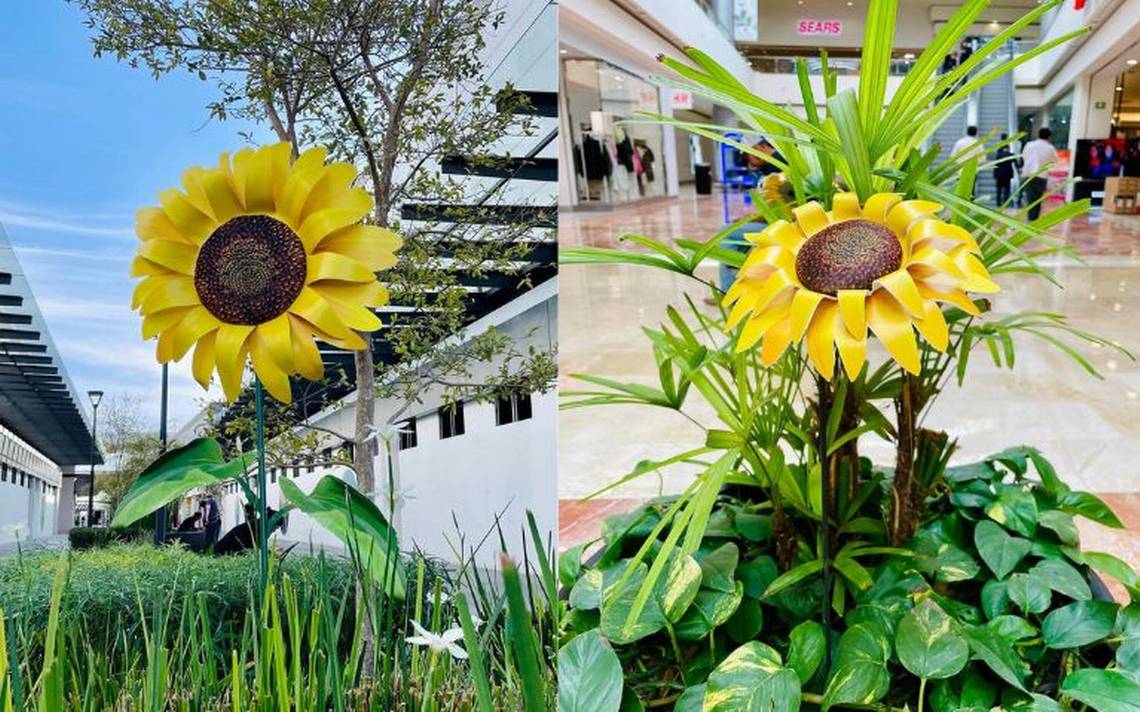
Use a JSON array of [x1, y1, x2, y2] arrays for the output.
[[270, 468, 277, 484], [495, 392, 533, 426], [1, 464, 6, 482], [399, 419, 418, 449], [439, 403, 465, 439], [19, 472, 25, 487], [307, 458, 315, 474]]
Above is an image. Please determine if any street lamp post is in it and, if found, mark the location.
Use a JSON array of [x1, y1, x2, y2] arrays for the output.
[[87, 390, 103, 527]]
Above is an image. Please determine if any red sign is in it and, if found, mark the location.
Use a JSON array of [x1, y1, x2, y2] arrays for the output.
[[672, 90, 693, 110], [797, 20, 843, 35]]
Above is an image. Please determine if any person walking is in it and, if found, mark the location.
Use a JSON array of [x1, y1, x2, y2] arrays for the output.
[[1021, 127, 1058, 221], [952, 126, 984, 196], [203, 493, 222, 547], [992, 133, 1015, 206]]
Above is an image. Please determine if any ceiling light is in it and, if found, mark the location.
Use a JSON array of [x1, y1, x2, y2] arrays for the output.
[[1118, 86, 1125, 91], [560, 49, 567, 55], [903, 52, 915, 60], [1128, 59, 1139, 65]]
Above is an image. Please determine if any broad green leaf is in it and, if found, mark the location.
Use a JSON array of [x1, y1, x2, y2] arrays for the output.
[[559, 543, 587, 588], [1081, 551, 1140, 596], [1007, 693, 1065, 711], [739, 555, 779, 600], [1038, 510, 1079, 546], [725, 597, 763, 643], [980, 579, 1012, 620], [1027, 449, 1067, 495], [1028, 557, 1091, 601], [1057, 490, 1124, 528], [1042, 600, 1118, 649], [987, 615, 1037, 641], [974, 520, 1030, 580], [985, 487, 1037, 537], [961, 625, 1028, 691], [599, 563, 668, 644], [557, 630, 623, 712], [673, 685, 706, 712], [764, 559, 823, 599], [1060, 669, 1140, 712], [568, 565, 624, 611], [112, 438, 245, 528], [659, 554, 703, 622], [788, 620, 826, 683], [1007, 573, 1051, 615], [696, 543, 739, 593], [704, 642, 801, 712], [279, 476, 406, 599], [675, 582, 744, 641], [735, 512, 772, 542], [895, 599, 968, 680], [1116, 604, 1140, 671], [822, 623, 890, 710], [619, 687, 643, 712]]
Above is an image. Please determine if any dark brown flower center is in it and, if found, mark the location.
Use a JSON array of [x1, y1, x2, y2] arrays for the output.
[[795, 219, 902, 295], [194, 215, 307, 325]]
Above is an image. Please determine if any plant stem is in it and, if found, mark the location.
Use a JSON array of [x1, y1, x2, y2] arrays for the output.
[[918, 677, 926, 712], [815, 373, 833, 672], [254, 378, 270, 595]]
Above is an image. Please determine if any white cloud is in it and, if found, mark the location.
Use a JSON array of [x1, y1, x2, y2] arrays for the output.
[[0, 198, 135, 240]]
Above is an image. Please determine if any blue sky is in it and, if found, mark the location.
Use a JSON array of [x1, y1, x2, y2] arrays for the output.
[[0, 2, 269, 431]]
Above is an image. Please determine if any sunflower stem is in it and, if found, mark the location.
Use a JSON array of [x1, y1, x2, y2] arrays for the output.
[[254, 377, 270, 595], [815, 372, 834, 675]]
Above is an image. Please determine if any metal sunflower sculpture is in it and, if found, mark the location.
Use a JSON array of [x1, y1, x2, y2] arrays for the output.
[[722, 191, 998, 379], [130, 142, 400, 403]]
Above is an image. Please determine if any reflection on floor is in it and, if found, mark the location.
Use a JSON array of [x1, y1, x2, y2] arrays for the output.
[[559, 190, 1140, 594]]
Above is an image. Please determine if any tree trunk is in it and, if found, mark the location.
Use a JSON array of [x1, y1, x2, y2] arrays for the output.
[[889, 374, 919, 546]]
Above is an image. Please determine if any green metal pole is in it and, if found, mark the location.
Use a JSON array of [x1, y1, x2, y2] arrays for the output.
[[153, 364, 169, 545], [254, 377, 270, 594]]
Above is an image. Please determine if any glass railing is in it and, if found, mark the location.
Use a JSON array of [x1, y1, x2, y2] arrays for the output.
[[749, 56, 915, 76]]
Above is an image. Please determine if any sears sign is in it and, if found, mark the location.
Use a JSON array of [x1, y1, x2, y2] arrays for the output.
[[797, 20, 843, 36]]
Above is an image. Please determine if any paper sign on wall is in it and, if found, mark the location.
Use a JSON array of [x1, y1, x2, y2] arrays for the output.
[[734, 0, 758, 42]]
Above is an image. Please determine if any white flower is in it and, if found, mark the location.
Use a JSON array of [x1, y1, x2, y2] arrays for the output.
[[362, 422, 411, 445], [3, 523, 27, 539], [466, 612, 485, 628], [406, 620, 467, 659], [377, 480, 416, 511]]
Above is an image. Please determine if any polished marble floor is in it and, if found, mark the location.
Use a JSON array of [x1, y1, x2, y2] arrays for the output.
[[559, 190, 1140, 576]]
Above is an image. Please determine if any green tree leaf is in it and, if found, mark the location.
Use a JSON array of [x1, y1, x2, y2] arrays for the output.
[[279, 475, 406, 599], [557, 630, 624, 712], [673, 685, 706, 712], [704, 642, 801, 712], [1060, 669, 1140, 712], [961, 625, 1027, 691], [974, 520, 1030, 580], [1041, 600, 1118, 649], [895, 599, 969, 680], [822, 623, 891, 710], [1007, 573, 1051, 615], [1028, 557, 1091, 601], [659, 554, 703, 622], [111, 438, 246, 528], [1038, 510, 1079, 546], [1056, 490, 1124, 529], [599, 563, 668, 644], [787, 620, 827, 683], [985, 487, 1037, 537], [675, 582, 744, 641], [1117, 604, 1140, 671]]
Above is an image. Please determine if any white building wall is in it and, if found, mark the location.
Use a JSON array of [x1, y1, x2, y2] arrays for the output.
[[0, 423, 62, 544]]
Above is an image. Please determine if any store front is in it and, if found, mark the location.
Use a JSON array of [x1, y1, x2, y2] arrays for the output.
[[561, 57, 669, 207]]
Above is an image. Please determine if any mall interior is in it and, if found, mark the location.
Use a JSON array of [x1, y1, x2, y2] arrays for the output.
[[558, 0, 1140, 562]]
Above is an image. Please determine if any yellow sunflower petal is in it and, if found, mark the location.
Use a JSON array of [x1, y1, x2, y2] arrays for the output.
[[255, 314, 295, 373], [287, 314, 325, 381], [267, 142, 293, 202], [130, 256, 168, 278], [861, 193, 902, 224], [768, 221, 808, 253], [834, 313, 868, 380], [726, 285, 767, 330], [805, 300, 838, 380], [950, 250, 1000, 293], [866, 290, 920, 374], [289, 287, 352, 340], [792, 202, 831, 237], [311, 281, 390, 309], [837, 289, 867, 339], [250, 333, 293, 403], [228, 148, 254, 208], [192, 331, 217, 388], [140, 275, 200, 315], [875, 269, 926, 317], [885, 199, 942, 238], [760, 318, 793, 366], [180, 166, 215, 220], [277, 147, 330, 227], [131, 275, 167, 311], [789, 289, 826, 341], [907, 247, 966, 281], [200, 166, 243, 225], [156, 327, 177, 364], [298, 208, 370, 253], [214, 323, 254, 401], [831, 192, 861, 221], [300, 162, 358, 220], [917, 284, 982, 316], [240, 144, 280, 212], [306, 253, 376, 284], [314, 225, 402, 270], [137, 239, 198, 276], [912, 300, 949, 352], [141, 306, 192, 341], [315, 286, 383, 332], [909, 219, 981, 254], [169, 306, 222, 361], [736, 303, 791, 352], [136, 206, 188, 243], [159, 189, 215, 245]]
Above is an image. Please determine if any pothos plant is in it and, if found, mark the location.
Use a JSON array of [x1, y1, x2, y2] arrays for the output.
[[557, 0, 1138, 710]]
